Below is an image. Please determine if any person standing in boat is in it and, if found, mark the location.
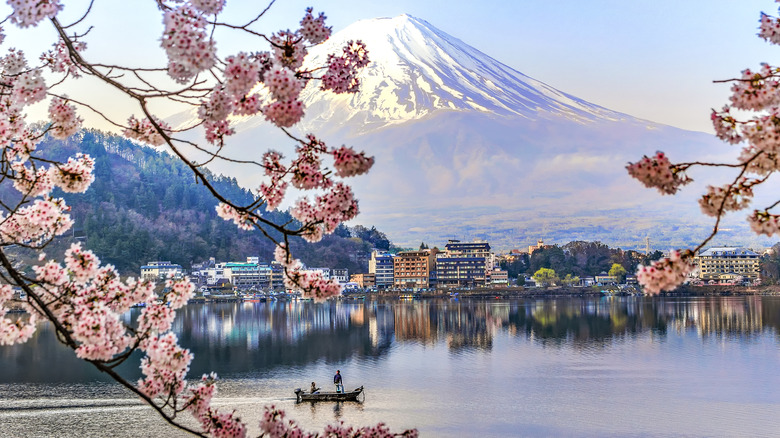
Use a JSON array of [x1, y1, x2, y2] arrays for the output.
[[334, 370, 344, 393]]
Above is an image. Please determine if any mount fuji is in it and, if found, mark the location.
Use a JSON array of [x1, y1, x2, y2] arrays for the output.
[[179, 15, 764, 251]]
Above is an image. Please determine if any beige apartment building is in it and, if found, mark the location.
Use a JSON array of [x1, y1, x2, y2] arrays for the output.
[[393, 249, 438, 289], [696, 247, 760, 282]]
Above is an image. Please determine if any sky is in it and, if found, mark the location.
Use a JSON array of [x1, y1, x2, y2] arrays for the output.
[[1, 0, 776, 133]]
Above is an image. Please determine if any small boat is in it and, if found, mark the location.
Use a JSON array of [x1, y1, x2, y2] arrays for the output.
[[294, 386, 364, 402]]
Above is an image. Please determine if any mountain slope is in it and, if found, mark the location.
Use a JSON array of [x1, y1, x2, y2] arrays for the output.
[[10, 131, 392, 274], [186, 15, 764, 252]]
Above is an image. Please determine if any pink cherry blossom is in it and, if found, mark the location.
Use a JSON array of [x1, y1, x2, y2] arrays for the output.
[[41, 39, 86, 78], [123, 116, 171, 147], [265, 64, 304, 102], [331, 145, 375, 178], [138, 332, 192, 398], [51, 153, 94, 193], [636, 250, 695, 295], [698, 179, 753, 217], [626, 151, 691, 195], [11, 162, 54, 197], [48, 97, 84, 139], [258, 180, 288, 211], [0, 197, 73, 245], [232, 94, 263, 116], [204, 119, 235, 145], [760, 13, 780, 45], [270, 31, 307, 70], [711, 107, 743, 145], [7, 0, 62, 28], [262, 98, 305, 127], [224, 52, 259, 99], [729, 65, 780, 111], [299, 8, 331, 44], [321, 41, 370, 94], [748, 210, 780, 236], [161, 4, 216, 83], [191, 0, 225, 16], [1, 48, 28, 76], [12, 70, 46, 106], [216, 203, 254, 230]]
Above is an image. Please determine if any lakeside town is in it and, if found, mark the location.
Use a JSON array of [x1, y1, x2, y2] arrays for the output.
[[139, 238, 768, 296]]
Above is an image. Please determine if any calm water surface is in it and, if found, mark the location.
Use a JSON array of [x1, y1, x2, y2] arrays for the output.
[[1, 296, 780, 437]]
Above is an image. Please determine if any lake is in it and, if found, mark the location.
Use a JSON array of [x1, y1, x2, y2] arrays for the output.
[[1, 295, 780, 437]]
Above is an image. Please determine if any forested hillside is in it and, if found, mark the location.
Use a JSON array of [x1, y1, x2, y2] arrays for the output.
[[18, 130, 391, 275]]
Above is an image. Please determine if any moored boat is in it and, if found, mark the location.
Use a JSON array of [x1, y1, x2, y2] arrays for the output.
[[294, 386, 364, 402]]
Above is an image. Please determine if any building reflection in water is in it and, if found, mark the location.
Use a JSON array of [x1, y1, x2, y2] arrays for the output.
[[1, 296, 779, 383]]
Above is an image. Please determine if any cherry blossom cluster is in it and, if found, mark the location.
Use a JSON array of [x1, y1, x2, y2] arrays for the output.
[[1, 47, 27, 75], [291, 182, 359, 243], [7, 0, 63, 28], [138, 332, 193, 398], [215, 203, 254, 231], [190, 0, 225, 16], [259, 405, 418, 438], [261, 98, 305, 128], [636, 250, 695, 295], [161, 4, 216, 83], [711, 107, 744, 145], [51, 153, 95, 193], [11, 162, 53, 197], [698, 178, 754, 217], [331, 145, 375, 177], [291, 138, 330, 190], [48, 97, 84, 139], [748, 209, 780, 236], [274, 244, 342, 301], [321, 41, 370, 94], [740, 110, 780, 154], [0, 284, 36, 346], [626, 151, 691, 195], [760, 12, 780, 45], [41, 38, 86, 78], [729, 64, 780, 111], [123, 116, 171, 147], [739, 144, 780, 176], [0, 197, 73, 246], [299, 8, 332, 45], [12, 70, 47, 106], [27, 244, 157, 360]]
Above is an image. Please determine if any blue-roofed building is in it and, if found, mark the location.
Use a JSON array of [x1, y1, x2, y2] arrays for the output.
[[696, 247, 760, 282]]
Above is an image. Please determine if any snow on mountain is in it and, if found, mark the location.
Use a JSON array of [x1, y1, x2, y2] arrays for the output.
[[295, 14, 639, 134], [175, 15, 761, 251]]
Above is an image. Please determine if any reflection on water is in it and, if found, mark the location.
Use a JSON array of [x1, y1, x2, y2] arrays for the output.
[[1, 296, 777, 383], [2, 296, 780, 437]]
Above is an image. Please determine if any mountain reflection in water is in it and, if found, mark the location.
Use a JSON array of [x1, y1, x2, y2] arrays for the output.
[[1, 296, 776, 384]]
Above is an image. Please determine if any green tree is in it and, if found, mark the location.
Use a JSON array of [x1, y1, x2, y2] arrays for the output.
[[532, 267, 559, 287], [562, 274, 580, 286], [609, 263, 628, 283]]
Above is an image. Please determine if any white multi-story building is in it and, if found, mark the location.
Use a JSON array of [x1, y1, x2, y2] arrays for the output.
[[696, 247, 760, 282], [140, 261, 183, 281], [332, 268, 349, 284]]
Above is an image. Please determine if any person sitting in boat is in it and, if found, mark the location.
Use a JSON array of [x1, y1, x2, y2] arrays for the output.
[[334, 370, 344, 393], [310, 382, 319, 394]]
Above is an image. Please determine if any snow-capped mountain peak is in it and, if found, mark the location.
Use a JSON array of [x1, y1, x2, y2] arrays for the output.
[[299, 14, 631, 133]]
